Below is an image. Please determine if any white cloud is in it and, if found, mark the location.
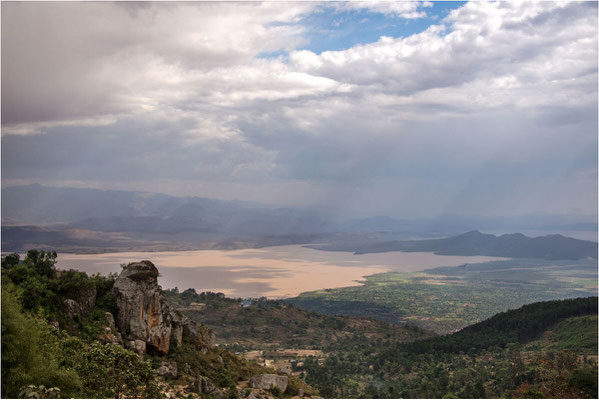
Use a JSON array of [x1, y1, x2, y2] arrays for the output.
[[336, 1, 433, 19], [1, 1, 597, 217]]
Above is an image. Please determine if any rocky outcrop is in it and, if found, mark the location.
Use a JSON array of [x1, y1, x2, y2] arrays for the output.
[[192, 376, 215, 394], [126, 340, 147, 355], [112, 261, 176, 355], [249, 374, 288, 393], [111, 260, 212, 356], [76, 285, 97, 313], [105, 312, 115, 329], [62, 285, 97, 317], [63, 299, 82, 317], [97, 326, 122, 345], [157, 360, 178, 379]]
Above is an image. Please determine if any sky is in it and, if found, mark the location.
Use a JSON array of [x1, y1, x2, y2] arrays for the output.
[[1, 1, 597, 219]]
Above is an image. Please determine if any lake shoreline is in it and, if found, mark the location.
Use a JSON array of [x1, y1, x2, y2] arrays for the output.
[[53, 245, 506, 299]]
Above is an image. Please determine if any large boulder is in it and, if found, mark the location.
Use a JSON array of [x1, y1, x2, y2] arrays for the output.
[[112, 260, 214, 356], [112, 261, 175, 355], [249, 374, 288, 393]]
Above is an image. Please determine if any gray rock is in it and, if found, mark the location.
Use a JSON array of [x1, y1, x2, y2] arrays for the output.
[[77, 286, 97, 313], [112, 261, 174, 355], [169, 309, 184, 348], [277, 365, 292, 374], [63, 299, 81, 317], [105, 312, 115, 329], [112, 260, 214, 356], [248, 374, 288, 393], [211, 389, 227, 398], [49, 321, 60, 330], [126, 340, 147, 355], [98, 333, 119, 345], [193, 376, 214, 394], [298, 388, 304, 397], [157, 359, 178, 379]]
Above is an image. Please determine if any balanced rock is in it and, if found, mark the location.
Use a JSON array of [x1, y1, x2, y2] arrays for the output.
[[112, 261, 176, 355], [249, 374, 288, 393], [112, 260, 213, 356]]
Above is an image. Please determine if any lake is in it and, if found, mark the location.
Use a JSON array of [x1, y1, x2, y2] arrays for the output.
[[55, 245, 505, 298]]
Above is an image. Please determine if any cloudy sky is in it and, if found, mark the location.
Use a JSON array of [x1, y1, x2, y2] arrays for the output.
[[2, 1, 597, 219]]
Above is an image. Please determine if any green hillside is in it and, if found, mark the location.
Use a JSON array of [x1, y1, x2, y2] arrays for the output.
[[164, 288, 434, 351], [1, 251, 313, 399], [300, 297, 598, 398]]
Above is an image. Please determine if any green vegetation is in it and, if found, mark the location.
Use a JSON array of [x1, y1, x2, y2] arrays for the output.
[[289, 258, 597, 333], [164, 287, 433, 352], [524, 315, 598, 353], [299, 297, 598, 398], [2, 251, 311, 399], [1, 251, 160, 398], [3, 250, 596, 399]]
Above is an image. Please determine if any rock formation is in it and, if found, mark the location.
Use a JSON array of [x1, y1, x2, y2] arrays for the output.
[[62, 284, 97, 317], [111, 260, 211, 356], [157, 360, 178, 379], [192, 376, 214, 394], [112, 261, 174, 354], [249, 374, 288, 393]]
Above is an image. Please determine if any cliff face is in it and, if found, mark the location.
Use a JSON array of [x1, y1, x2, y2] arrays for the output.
[[111, 260, 210, 355]]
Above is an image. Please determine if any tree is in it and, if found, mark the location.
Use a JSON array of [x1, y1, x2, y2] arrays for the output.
[[1, 283, 81, 398]]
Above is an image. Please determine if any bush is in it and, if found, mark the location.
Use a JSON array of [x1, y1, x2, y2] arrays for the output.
[[1, 283, 81, 398], [73, 342, 161, 398]]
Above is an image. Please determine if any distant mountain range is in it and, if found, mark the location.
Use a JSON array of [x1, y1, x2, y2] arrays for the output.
[[2, 184, 597, 257], [343, 214, 598, 235], [1, 184, 332, 235], [308, 230, 598, 260]]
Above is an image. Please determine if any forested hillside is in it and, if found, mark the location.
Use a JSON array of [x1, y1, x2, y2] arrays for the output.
[[1, 251, 312, 399], [300, 297, 598, 398]]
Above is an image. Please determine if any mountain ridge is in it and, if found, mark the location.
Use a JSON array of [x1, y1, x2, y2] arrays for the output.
[[308, 229, 597, 260]]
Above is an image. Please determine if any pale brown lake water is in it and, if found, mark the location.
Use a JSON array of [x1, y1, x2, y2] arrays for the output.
[[55, 245, 505, 298]]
